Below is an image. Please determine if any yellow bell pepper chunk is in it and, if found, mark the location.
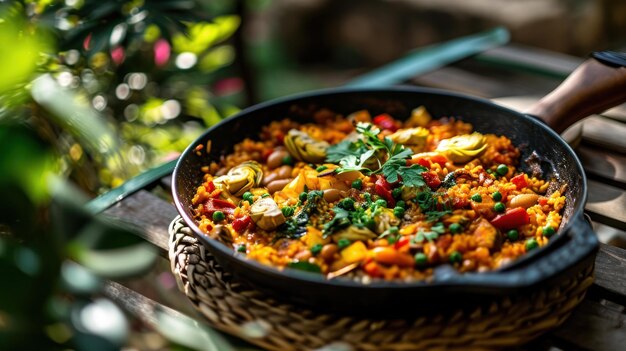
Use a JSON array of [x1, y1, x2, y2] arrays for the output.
[[340, 241, 368, 264]]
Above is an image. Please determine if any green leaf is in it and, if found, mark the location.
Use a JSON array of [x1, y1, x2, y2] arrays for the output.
[[322, 206, 350, 237], [155, 308, 236, 351]]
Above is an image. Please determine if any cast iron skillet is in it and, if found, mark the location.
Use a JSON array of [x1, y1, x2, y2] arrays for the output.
[[173, 57, 626, 315]]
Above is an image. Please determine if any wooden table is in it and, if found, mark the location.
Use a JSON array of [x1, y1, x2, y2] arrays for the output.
[[97, 44, 626, 350]]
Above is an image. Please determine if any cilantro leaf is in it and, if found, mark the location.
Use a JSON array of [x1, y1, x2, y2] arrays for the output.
[[322, 206, 351, 237], [398, 165, 427, 187], [327, 140, 367, 163]]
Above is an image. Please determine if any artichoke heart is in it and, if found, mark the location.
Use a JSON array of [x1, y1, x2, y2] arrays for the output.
[[435, 132, 487, 163], [389, 127, 429, 148], [406, 106, 432, 127], [214, 161, 263, 197], [333, 225, 377, 242], [284, 129, 329, 163], [250, 197, 286, 231]]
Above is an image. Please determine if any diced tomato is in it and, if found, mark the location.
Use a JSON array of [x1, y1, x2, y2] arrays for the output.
[[422, 171, 441, 190], [452, 197, 469, 209], [490, 207, 530, 229], [538, 197, 548, 206], [232, 215, 252, 233], [363, 261, 383, 277], [372, 114, 400, 132], [202, 198, 236, 216], [394, 236, 410, 250], [375, 176, 396, 207], [206, 181, 216, 193], [511, 174, 528, 189], [409, 154, 448, 168], [275, 131, 285, 145]]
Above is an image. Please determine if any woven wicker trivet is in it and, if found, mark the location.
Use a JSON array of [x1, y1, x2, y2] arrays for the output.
[[168, 216, 593, 351]]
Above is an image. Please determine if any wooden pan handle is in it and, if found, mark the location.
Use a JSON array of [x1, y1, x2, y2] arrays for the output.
[[525, 53, 626, 133]]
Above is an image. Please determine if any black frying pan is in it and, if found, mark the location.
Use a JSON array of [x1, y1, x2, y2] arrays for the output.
[[172, 56, 626, 315]]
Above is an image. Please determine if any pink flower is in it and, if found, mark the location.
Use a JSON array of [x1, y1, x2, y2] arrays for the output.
[[111, 46, 125, 65], [154, 39, 171, 67]]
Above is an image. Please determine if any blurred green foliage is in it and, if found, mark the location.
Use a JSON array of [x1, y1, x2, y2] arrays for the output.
[[0, 0, 254, 349]]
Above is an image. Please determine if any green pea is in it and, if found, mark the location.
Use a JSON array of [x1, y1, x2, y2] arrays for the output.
[[351, 178, 363, 190], [316, 165, 328, 172], [386, 235, 398, 244], [299, 192, 308, 202], [237, 244, 246, 253], [375, 199, 388, 208], [471, 193, 482, 202], [243, 191, 254, 204], [414, 253, 428, 266], [494, 202, 506, 213], [396, 200, 406, 209], [492, 191, 502, 201], [525, 238, 539, 251], [449, 251, 462, 264], [337, 238, 351, 250], [449, 223, 462, 234], [311, 244, 323, 255], [392, 187, 402, 199], [496, 164, 509, 176], [212, 211, 225, 222], [282, 155, 294, 166], [507, 229, 519, 241], [543, 225, 556, 237], [393, 206, 405, 218]]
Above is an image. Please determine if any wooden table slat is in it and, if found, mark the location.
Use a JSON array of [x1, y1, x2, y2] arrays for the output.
[[578, 144, 626, 188], [586, 180, 626, 230]]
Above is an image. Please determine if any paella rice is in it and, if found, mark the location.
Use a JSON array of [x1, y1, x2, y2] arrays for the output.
[[191, 107, 567, 281]]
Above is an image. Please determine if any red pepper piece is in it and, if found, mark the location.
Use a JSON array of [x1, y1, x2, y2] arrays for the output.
[[206, 181, 216, 193], [394, 236, 410, 250], [363, 261, 383, 278], [232, 215, 252, 233], [202, 198, 236, 216], [372, 114, 400, 132], [490, 207, 530, 229], [422, 171, 441, 190], [511, 174, 528, 190], [375, 176, 396, 207]]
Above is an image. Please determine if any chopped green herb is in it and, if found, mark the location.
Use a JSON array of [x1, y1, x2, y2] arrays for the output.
[[237, 244, 246, 253], [287, 261, 321, 273], [325, 122, 427, 187], [281, 206, 295, 217], [337, 238, 351, 250], [311, 244, 323, 255], [316, 165, 328, 172], [261, 193, 270, 198]]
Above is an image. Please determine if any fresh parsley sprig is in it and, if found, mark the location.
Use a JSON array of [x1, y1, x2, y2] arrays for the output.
[[326, 122, 427, 187]]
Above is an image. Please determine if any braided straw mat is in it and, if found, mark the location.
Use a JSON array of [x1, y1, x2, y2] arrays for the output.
[[168, 216, 593, 351]]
